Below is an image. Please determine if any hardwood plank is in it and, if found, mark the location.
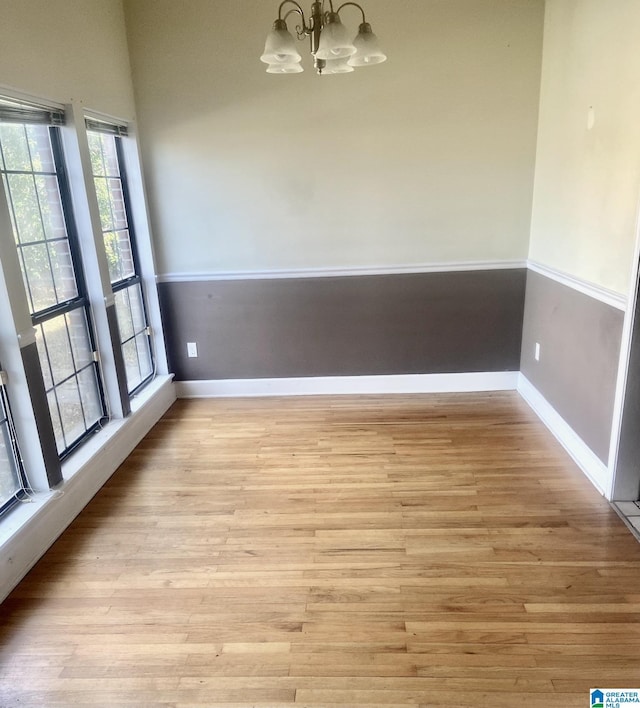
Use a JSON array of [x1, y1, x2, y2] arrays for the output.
[[2, 392, 640, 706]]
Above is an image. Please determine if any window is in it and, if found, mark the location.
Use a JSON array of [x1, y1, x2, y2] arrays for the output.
[[0, 112, 106, 458], [0, 371, 28, 515], [87, 125, 153, 394]]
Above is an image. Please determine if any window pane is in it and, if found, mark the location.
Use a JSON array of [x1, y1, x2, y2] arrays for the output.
[[6, 173, 45, 244], [124, 343, 152, 394], [95, 176, 114, 232], [67, 308, 94, 370], [104, 229, 134, 283], [128, 282, 146, 331], [77, 367, 102, 427], [109, 179, 127, 230], [89, 131, 135, 285], [115, 283, 153, 393], [37, 310, 104, 455], [87, 132, 104, 177], [1, 126, 79, 316], [49, 239, 78, 302], [114, 286, 135, 340], [0, 424, 20, 508], [21, 243, 56, 311], [26, 125, 55, 172], [35, 175, 66, 241], [0, 123, 31, 171], [0, 375, 27, 513], [135, 332, 153, 381], [1, 175, 19, 244], [47, 390, 65, 453], [96, 177, 128, 234], [120, 284, 143, 334], [102, 135, 120, 177], [38, 315, 75, 385], [121, 339, 141, 392], [56, 378, 85, 448], [0, 123, 52, 166]]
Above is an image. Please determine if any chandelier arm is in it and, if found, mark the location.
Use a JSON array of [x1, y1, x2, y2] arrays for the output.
[[283, 7, 302, 20], [282, 7, 304, 22], [278, 0, 307, 25], [283, 6, 307, 36], [335, 1, 366, 22]]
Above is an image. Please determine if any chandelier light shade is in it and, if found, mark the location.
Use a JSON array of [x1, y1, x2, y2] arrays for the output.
[[261, 1, 387, 75], [266, 62, 304, 73], [315, 13, 356, 60], [260, 19, 303, 65], [348, 22, 387, 66], [323, 56, 355, 74]]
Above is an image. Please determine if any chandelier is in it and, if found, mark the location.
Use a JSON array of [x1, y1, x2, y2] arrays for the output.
[[260, 1, 387, 75]]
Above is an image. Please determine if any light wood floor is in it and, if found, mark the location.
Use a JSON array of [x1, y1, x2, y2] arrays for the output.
[[2, 392, 640, 707]]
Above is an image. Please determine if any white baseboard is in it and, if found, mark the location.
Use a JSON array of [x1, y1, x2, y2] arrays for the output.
[[517, 374, 610, 496], [176, 372, 519, 398], [0, 375, 176, 603]]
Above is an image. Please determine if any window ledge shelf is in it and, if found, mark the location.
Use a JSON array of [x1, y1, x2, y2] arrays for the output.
[[0, 374, 175, 602]]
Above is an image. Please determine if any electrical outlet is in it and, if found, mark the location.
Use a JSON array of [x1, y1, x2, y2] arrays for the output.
[[534, 342, 540, 361], [187, 342, 198, 358]]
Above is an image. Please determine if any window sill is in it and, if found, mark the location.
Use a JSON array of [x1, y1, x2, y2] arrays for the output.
[[0, 374, 175, 601], [60, 374, 173, 483]]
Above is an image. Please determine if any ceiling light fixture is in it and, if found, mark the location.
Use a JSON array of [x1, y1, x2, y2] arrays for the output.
[[261, 1, 387, 75]]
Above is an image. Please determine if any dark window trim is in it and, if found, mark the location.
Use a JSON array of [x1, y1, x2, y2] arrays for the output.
[[111, 274, 140, 293], [31, 296, 88, 327]]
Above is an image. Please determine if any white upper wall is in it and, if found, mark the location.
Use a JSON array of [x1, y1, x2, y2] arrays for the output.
[[124, 0, 544, 275], [529, 0, 640, 296], [0, 0, 135, 120]]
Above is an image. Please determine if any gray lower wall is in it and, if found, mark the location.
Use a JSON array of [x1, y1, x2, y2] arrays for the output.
[[158, 269, 527, 381], [521, 270, 624, 464]]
